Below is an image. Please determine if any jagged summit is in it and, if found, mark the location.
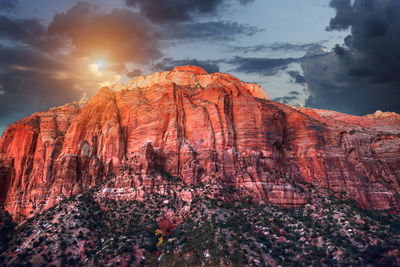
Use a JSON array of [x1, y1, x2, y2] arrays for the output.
[[117, 65, 269, 100], [365, 110, 400, 121], [0, 66, 399, 223], [172, 65, 209, 74]]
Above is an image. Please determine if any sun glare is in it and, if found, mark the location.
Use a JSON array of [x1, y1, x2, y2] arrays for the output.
[[89, 59, 107, 77], [86, 57, 121, 87], [94, 59, 107, 69]]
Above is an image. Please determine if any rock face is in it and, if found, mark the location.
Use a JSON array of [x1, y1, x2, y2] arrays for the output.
[[0, 66, 399, 221]]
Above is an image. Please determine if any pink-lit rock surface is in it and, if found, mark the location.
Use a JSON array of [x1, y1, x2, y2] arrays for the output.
[[0, 66, 399, 221]]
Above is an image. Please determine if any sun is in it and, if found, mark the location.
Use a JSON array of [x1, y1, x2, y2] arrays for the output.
[[94, 59, 107, 69], [89, 59, 108, 77], [85, 57, 121, 87]]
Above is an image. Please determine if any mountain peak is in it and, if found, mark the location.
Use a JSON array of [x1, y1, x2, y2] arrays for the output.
[[172, 65, 208, 74], [0, 66, 399, 224], [365, 110, 400, 121], [124, 65, 269, 100]]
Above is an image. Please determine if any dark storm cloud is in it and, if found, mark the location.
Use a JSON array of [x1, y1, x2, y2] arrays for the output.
[[303, 0, 400, 114], [239, 0, 254, 4], [0, 45, 83, 132], [327, 0, 400, 83], [153, 57, 220, 73], [127, 0, 261, 41], [326, 0, 355, 31], [228, 42, 324, 53], [48, 2, 161, 63], [0, 0, 18, 11], [0, 15, 65, 51], [228, 56, 299, 76], [302, 49, 400, 115], [125, 0, 253, 23], [162, 21, 262, 41], [287, 70, 306, 84], [0, 43, 65, 70]]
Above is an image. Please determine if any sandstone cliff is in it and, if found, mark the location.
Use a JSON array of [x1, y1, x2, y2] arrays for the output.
[[0, 65, 399, 221]]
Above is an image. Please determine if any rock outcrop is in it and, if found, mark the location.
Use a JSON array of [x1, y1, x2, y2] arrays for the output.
[[0, 66, 399, 221]]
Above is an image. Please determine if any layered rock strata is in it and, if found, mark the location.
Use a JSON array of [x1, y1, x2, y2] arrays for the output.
[[0, 65, 399, 221]]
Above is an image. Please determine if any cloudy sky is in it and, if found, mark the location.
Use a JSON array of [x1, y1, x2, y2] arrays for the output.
[[1, 0, 399, 133]]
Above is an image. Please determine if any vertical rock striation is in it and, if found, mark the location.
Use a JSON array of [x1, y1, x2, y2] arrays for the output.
[[0, 66, 399, 221]]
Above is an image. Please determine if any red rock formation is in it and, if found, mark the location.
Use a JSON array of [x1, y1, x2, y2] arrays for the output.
[[0, 66, 399, 221]]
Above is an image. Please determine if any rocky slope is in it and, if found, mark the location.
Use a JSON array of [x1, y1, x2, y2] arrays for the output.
[[0, 65, 399, 223], [0, 182, 399, 266]]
